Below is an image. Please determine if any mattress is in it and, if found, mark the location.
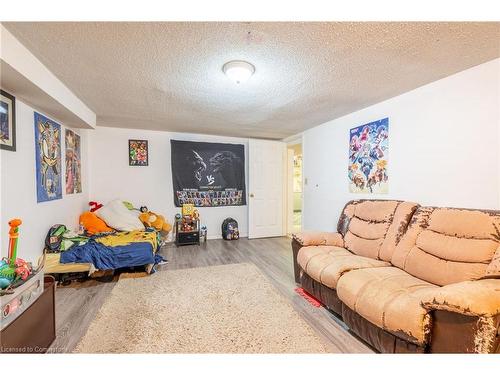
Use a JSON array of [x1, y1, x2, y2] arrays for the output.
[[43, 253, 93, 274]]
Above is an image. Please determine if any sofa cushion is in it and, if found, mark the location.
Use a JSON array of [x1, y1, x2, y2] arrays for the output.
[[341, 200, 418, 261], [337, 267, 438, 345], [292, 231, 344, 247], [392, 207, 500, 286], [297, 246, 390, 289]]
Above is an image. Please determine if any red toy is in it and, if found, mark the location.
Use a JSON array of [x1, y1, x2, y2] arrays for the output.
[[89, 201, 103, 212], [14, 259, 31, 281]]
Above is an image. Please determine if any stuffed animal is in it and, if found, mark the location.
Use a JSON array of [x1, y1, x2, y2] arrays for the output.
[[14, 258, 32, 281], [89, 201, 103, 212], [0, 259, 14, 289], [192, 209, 200, 221], [139, 211, 172, 233], [79, 211, 114, 235], [0, 258, 32, 287]]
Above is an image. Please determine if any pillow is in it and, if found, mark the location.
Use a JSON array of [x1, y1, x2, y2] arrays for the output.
[[79, 211, 114, 235], [96, 200, 145, 231]]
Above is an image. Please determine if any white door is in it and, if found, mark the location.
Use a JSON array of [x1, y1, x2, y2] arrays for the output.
[[248, 139, 286, 238]]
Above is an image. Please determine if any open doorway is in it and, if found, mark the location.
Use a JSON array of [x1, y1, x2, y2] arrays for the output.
[[286, 142, 303, 235]]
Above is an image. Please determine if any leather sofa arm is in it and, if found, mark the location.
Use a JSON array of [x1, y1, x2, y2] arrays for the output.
[[420, 279, 500, 317], [292, 231, 344, 247], [421, 279, 500, 353]]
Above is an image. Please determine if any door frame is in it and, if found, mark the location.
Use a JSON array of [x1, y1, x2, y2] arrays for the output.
[[285, 134, 303, 235]]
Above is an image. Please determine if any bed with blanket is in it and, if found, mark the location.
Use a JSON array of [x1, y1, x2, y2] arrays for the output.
[[42, 230, 164, 275]]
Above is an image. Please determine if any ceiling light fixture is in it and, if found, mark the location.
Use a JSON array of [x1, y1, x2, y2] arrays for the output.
[[222, 60, 255, 84]]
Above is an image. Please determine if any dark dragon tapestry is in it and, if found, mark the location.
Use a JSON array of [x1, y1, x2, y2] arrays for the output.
[[170, 140, 246, 207]]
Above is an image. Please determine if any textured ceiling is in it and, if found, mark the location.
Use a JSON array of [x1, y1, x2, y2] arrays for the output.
[[3, 22, 500, 139]]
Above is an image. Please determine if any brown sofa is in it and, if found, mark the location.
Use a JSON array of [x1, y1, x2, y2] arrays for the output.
[[292, 199, 500, 353]]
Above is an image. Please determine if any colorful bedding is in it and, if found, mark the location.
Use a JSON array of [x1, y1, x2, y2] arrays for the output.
[[59, 230, 163, 271]]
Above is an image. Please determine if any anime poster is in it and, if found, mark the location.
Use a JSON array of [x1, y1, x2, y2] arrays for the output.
[[129, 139, 148, 166], [348, 118, 389, 194], [34, 112, 62, 202], [171, 140, 246, 207], [65, 129, 82, 194]]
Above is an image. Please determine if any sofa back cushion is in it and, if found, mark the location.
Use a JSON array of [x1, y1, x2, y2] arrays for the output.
[[338, 200, 419, 261], [391, 207, 500, 286]]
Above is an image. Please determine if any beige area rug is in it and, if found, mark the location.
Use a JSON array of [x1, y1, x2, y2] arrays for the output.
[[75, 263, 331, 353]]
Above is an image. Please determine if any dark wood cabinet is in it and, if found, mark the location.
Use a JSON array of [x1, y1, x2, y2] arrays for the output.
[[0, 276, 56, 353]]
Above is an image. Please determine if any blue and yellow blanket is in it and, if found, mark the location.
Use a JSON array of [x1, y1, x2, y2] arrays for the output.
[[60, 230, 163, 270]]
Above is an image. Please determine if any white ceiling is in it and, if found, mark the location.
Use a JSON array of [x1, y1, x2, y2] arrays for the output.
[[3, 22, 500, 139]]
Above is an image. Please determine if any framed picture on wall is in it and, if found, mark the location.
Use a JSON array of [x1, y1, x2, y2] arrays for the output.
[[0, 89, 16, 151], [129, 139, 148, 166]]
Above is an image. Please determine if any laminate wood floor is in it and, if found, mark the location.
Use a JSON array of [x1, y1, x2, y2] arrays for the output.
[[49, 237, 373, 353]]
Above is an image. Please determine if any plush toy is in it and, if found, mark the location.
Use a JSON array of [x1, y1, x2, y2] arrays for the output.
[[0, 277, 11, 289], [139, 211, 172, 233], [14, 258, 32, 281], [79, 211, 114, 235], [192, 209, 200, 221], [89, 201, 103, 212], [0, 259, 15, 289]]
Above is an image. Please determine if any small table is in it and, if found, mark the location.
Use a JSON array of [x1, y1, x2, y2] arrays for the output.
[[175, 217, 200, 246]]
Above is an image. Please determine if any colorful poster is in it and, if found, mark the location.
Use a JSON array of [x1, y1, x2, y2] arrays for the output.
[[129, 139, 148, 166], [34, 112, 62, 202], [171, 140, 246, 207], [0, 89, 16, 151], [65, 128, 82, 194], [348, 117, 389, 194]]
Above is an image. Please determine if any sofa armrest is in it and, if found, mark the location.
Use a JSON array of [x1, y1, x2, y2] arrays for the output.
[[291, 231, 344, 247], [421, 279, 500, 353], [421, 279, 500, 317]]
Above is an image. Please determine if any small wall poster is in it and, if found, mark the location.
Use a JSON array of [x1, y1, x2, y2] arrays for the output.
[[348, 117, 389, 194], [34, 112, 62, 202], [129, 139, 148, 166], [0, 89, 16, 151], [65, 128, 82, 194]]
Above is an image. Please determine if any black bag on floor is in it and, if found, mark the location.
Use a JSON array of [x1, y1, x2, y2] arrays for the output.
[[221, 218, 239, 240]]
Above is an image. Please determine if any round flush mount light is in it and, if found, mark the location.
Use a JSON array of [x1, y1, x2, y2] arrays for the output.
[[222, 60, 255, 84]]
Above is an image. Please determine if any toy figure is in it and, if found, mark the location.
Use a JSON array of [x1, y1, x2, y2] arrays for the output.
[[0, 219, 33, 290], [89, 201, 103, 212], [14, 258, 32, 281], [8, 219, 22, 266], [139, 210, 172, 234]]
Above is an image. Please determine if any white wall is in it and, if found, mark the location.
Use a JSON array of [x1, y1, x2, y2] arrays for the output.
[[302, 58, 500, 232], [89, 127, 248, 239], [0, 99, 90, 263]]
